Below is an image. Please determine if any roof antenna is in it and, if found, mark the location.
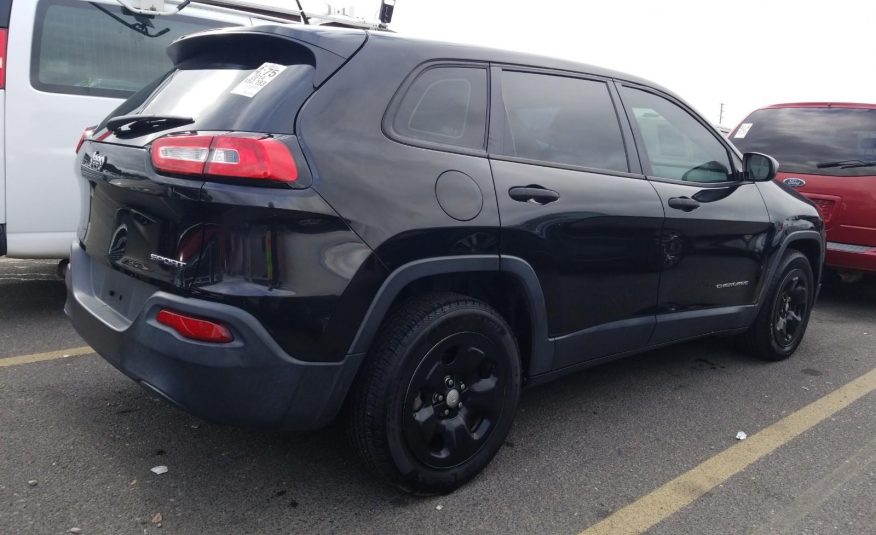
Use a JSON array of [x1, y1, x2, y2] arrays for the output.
[[294, 0, 310, 24]]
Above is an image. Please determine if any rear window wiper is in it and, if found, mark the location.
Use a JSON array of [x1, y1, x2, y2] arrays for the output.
[[106, 115, 194, 136], [816, 159, 876, 169]]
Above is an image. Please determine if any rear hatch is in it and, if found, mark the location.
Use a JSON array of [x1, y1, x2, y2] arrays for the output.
[[77, 25, 366, 292], [730, 105, 876, 247]]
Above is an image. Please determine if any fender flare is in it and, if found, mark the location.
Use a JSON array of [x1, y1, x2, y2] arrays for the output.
[[757, 230, 825, 306], [347, 255, 553, 376]]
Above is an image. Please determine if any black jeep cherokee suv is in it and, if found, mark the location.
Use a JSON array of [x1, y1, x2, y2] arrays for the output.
[[67, 25, 824, 494]]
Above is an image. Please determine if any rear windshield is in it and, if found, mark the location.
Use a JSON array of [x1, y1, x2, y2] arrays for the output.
[[107, 61, 315, 135], [731, 107, 876, 177]]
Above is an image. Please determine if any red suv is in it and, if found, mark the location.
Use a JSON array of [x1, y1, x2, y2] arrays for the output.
[[731, 103, 876, 278]]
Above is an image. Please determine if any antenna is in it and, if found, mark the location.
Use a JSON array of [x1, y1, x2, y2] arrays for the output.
[[719, 103, 726, 126], [294, 0, 310, 24]]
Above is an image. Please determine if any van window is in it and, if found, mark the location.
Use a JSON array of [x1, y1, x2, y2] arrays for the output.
[[622, 87, 733, 183], [499, 71, 628, 172], [392, 66, 488, 151], [32, 0, 228, 98], [0, 0, 11, 27]]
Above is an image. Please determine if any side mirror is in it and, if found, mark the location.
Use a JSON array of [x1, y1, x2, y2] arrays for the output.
[[743, 152, 779, 182]]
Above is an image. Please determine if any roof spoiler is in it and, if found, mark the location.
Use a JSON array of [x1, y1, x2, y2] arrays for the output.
[[167, 26, 368, 86], [113, 0, 394, 29]]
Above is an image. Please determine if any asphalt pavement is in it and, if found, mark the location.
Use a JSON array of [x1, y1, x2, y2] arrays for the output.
[[1, 258, 874, 535]]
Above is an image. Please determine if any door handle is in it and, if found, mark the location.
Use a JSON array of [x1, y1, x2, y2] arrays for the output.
[[509, 186, 560, 205], [668, 196, 701, 212]]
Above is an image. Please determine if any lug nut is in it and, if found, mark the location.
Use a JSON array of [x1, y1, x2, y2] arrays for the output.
[[443, 409, 450, 416], [445, 376, 454, 388], [460, 383, 466, 390], [437, 394, 444, 402]]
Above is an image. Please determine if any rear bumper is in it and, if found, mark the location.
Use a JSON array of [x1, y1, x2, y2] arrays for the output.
[[64, 242, 363, 430], [825, 242, 876, 273]]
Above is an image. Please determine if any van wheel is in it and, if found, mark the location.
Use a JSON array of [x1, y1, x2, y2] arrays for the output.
[[736, 251, 814, 361], [347, 292, 521, 494]]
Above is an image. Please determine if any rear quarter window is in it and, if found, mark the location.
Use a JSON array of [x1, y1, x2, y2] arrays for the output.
[[388, 65, 488, 151], [32, 0, 231, 98]]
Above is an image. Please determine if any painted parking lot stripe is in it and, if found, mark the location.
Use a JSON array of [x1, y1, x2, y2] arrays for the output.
[[578, 366, 876, 535], [748, 434, 876, 535], [0, 346, 93, 368]]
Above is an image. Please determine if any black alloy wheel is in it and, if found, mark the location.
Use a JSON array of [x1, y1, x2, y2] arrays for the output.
[[403, 332, 507, 469], [347, 292, 521, 494], [734, 250, 814, 361], [772, 270, 809, 348]]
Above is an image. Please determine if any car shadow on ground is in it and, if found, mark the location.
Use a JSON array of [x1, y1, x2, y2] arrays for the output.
[[59, 331, 783, 530]]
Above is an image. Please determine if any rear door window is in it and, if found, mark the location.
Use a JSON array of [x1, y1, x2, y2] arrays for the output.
[[32, 0, 230, 98], [390, 66, 489, 151], [498, 71, 628, 172]]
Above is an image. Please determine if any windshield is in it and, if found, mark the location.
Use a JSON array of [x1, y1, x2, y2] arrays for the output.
[[731, 107, 876, 177]]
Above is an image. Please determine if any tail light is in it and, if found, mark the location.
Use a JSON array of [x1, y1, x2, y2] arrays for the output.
[[156, 309, 233, 343], [151, 133, 298, 182], [76, 126, 97, 154], [804, 193, 840, 225], [0, 29, 7, 89]]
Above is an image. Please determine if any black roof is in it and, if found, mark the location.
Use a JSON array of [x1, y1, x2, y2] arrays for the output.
[[370, 30, 667, 90], [172, 23, 681, 101]]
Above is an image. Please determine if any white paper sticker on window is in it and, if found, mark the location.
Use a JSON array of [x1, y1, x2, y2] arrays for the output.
[[231, 63, 287, 98], [734, 123, 753, 139]]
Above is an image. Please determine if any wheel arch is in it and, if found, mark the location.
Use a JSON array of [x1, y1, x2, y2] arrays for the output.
[[347, 255, 553, 377], [758, 230, 825, 306]]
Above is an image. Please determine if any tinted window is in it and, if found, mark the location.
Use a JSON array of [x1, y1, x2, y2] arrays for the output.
[[32, 0, 227, 98], [623, 87, 733, 183], [392, 66, 488, 150], [499, 71, 628, 172], [0, 0, 11, 27], [731, 107, 876, 177]]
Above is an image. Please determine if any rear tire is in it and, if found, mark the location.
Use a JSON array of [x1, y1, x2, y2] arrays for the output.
[[346, 292, 521, 494], [735, 251, 814, 361]]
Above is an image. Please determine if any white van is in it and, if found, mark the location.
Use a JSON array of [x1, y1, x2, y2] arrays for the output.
[[0, 0, 381, 261]]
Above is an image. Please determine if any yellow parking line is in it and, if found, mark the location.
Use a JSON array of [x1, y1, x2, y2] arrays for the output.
[[0, 346, 94, 368], [579, 367, 876, 535]]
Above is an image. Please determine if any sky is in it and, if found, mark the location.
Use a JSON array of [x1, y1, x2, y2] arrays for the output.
[[257, 0, 876, 127]]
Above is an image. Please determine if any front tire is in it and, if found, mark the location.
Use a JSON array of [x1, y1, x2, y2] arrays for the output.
[[346, 292, 521, 494], [736, 250, 815, 361]]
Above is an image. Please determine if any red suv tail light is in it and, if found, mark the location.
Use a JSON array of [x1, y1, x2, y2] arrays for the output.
[[0, 29, 7, 89], [156, 309, 233, 344], [151, 134, 298, 182], [804, 193, 840, 225]]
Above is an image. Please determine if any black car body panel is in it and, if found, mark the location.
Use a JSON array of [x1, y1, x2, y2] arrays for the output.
[[66, 25, 824, 430]]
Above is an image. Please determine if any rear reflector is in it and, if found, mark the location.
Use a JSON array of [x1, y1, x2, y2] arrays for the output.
[[0, 29, 7, 89], [151, 133, 298, 182], [156, 309, 233, 344]]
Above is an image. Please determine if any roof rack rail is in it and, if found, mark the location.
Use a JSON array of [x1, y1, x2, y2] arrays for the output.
[[113, 0, 392, 29]]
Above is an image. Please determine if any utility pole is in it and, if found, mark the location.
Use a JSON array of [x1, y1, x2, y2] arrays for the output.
[[719, 103, 725, 126]]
